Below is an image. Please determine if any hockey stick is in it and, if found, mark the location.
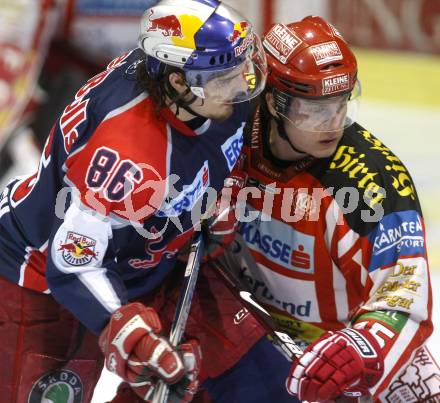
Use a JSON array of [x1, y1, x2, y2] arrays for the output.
[[152, 229, 205, 403], [210, 237, 373, 403], [210, 258, 303, 361]]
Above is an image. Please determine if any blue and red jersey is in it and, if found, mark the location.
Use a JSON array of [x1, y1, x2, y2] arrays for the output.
[[0, 49, 249, 333]]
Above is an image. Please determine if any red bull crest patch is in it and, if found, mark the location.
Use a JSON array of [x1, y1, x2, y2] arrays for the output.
[[147, 10, 183, 38], [58, 231, 98, 266]]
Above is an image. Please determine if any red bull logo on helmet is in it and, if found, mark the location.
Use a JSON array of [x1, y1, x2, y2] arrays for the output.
[[234, 34, 253, 58], [229, 21, 250, 45], [147, 10, 183, 38], [58, 231, 99, 266]]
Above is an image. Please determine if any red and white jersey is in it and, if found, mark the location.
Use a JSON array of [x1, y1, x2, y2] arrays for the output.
[[231, 106, 433, 400]]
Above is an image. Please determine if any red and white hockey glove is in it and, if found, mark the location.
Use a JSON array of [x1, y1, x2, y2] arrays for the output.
[[205, 169, 247, 260], [99, 302, 202, 402], [167, 341, 202, 402], [286, 328, 384, 402]]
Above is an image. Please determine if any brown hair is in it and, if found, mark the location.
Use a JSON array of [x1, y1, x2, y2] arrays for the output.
[[136, 58, 185, 113]]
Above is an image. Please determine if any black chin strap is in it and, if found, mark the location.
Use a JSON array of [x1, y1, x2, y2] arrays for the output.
[[165, 84, 208, 120], [155, 62, 209, 119], [274, 116, 308, 156], [176, 96, 208, 120]]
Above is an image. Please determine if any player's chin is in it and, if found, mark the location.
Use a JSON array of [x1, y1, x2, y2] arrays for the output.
[[210, 103, 234, 121], [312, 140, 340, 158]]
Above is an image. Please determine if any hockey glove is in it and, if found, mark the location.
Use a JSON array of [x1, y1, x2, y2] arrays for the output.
[[204, 169, 247, 261], [99, 302, 202, 402], [286, 328, 384, 402]]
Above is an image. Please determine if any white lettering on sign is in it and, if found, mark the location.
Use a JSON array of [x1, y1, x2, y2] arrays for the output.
[[263, 23, 303, 64], [310, 41, 343, 66], [322, 73, 350, 95]]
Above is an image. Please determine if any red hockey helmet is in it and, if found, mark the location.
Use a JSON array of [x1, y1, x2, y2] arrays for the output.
[[263, 16, 360, 132]]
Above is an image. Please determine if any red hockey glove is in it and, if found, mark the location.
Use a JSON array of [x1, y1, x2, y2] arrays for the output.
[[167, 341, 202, 402], [108, 342, 201, 403], [204, 170, 247, 260], [286, 328, 384, 402], [99, 303, 202, 401]]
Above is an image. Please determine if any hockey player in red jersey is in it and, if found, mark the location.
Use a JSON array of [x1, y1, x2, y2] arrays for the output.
[[209, 16, 438, 402], [0, 0, 269, 401]]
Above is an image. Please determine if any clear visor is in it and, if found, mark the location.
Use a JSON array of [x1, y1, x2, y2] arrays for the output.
[[277, 80, 361, 133], [185, 34, 267, 104]]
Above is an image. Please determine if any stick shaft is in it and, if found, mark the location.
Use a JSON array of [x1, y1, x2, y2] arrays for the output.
[[152, 231, 204, 403]]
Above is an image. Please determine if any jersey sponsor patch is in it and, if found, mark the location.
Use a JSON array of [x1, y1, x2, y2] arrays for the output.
[[329, 143, 386, 209], [368, 256, 428, 315], [310, 41, 343, 66], [353, 311, 404, 354], [221, 122, 245, 170], [355, 310, 409, 333], [129, 227, 192, 270], [359, 129, 418, 202], [28, 369, 83, 403], [263, 23, 303, 64], [270, 312, 326, 343], [58, 231, 99, 266], [237, 265, 319, 320], [368, 210, 425, 271], [239, 208, 315, 274], [59, 98, 89, 154], [157, 160, 210, 217]]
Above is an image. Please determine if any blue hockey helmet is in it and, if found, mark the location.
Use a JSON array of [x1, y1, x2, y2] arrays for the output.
[[138, 0, 267, 103]]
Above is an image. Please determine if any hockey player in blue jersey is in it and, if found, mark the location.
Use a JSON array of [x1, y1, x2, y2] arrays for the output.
[[0, 1, 268, 401]]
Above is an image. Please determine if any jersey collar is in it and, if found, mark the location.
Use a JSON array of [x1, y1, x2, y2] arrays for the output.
[[249, 106, 314, 182], [160, 107, 211, 136]]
